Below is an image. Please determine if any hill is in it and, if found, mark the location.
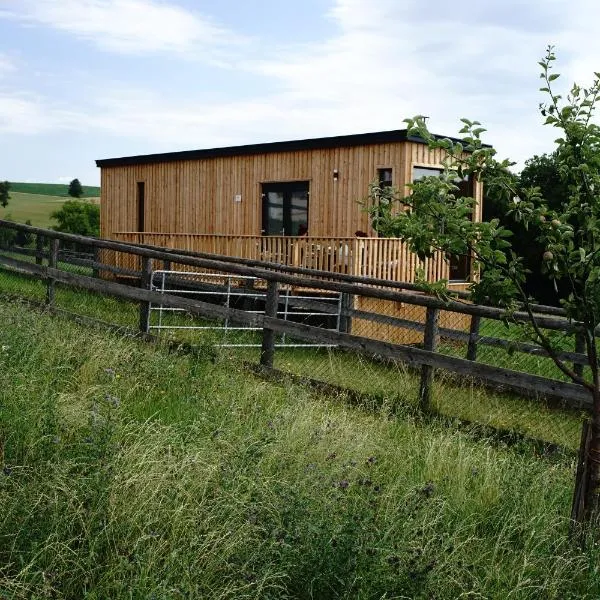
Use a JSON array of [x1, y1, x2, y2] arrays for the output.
[[1, 191, 99, 228], [9, 181, 101, 198]]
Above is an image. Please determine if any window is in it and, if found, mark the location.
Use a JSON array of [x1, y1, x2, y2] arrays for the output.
[[261, 181, 309, 236], [136, 182, 145, 232], [411, 166, 474, 282], [378, 168, 393, 188]]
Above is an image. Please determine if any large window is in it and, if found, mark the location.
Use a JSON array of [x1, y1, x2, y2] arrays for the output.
[[261, 181, 309, 236], [411, 166, 473, 281]]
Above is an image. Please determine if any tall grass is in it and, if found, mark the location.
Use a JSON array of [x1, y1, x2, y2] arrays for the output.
[[0, 298, 599, 598]]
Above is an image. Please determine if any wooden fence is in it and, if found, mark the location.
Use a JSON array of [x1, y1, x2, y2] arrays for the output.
[[0, 219, 592, 410], [114, 232, 451, 284]]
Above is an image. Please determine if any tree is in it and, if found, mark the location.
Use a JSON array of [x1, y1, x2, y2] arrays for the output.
[[68, 178, 84, 199], [0, 181, 10, 208], [368, 46, 600, 525], [51, 200, 99, 237], [483, 153, 570, 305]]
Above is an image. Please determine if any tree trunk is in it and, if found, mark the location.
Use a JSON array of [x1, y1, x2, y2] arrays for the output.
[[583, 397, 600, 519], [571, 388, 600, 537]]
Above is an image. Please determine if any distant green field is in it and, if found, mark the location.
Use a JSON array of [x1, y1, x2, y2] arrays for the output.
[[9, 181, 101, 198], [1, 192, 100, 228]]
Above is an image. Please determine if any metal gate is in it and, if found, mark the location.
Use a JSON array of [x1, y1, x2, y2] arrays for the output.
[[148, 270, 342, 347]]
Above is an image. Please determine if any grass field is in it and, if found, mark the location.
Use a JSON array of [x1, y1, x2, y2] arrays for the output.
[[9, 181, 101, 198], [1, 191, 100, 228], [0, 266, 586, 452], [0, 297, 599, 598]]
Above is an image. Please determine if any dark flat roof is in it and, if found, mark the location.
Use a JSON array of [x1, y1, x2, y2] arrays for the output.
[[96, 129, 488, 168]]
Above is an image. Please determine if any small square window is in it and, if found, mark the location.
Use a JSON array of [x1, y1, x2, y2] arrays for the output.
[[378, 168, 393, 188]]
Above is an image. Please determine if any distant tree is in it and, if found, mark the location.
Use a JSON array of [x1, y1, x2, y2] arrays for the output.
[[0, 214, 16, 249], [51, 200, 99, 237], [0, 181, 10, 208], [68, 178, 84, 199]]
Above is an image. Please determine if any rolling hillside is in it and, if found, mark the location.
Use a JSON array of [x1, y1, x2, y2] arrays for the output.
[[10, 181, 101, 198], [1, 183, 100, 228]]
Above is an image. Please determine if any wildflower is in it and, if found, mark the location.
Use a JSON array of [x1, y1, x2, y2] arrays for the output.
[[105, 394, 120, 408], [104, 368, 115, 378]]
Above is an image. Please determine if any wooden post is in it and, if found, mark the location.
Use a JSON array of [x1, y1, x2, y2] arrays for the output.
[[46, 238, 59, 306], [139, 256, 153, 334], [466, 315, 481, 361], [35, 234, 44, 266], [418, 307, 440, 412], [92, 246, 100, 279], [260, 280, 279, 368], [339, 292, 353, 334], [574, 332, 586, 379]]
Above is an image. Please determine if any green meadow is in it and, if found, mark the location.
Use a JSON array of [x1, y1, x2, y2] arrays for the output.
[[1, 185, 100, 229], [0, 296, 599, 598]]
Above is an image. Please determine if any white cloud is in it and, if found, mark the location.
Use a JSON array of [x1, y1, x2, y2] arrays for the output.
[[2, 0, 600, 176], [12, 0, 243, 60]]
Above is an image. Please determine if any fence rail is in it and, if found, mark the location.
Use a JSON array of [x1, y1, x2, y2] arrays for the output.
[[0, 219, 592, 410]]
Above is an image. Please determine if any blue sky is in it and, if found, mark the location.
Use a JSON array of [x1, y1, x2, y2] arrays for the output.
[[0, 0, 598, 186]]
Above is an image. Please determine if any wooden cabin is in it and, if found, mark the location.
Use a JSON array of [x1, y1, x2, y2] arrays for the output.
[[96, 130, 484, 342]]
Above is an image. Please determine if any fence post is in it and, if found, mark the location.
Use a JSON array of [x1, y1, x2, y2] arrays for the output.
[[260, 280, 279, 368], [466, 314, 481, 361], [139, 256, 153, 334], [418, 307, 440, 412], [574, 331, 586, 379], [92, 246, 100, 279], [35, 234, 44, 266], [339, 292, 353, 334], [45, 238, 59, 306]]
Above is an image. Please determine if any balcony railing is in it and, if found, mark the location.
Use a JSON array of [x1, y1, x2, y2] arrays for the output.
[[112, 232, 454, 284]]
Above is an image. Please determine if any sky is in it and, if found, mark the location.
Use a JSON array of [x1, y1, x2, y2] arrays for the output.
[[0, 0, 599, 186]]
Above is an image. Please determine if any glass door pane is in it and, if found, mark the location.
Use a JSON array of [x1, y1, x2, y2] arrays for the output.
[[264, 191, 284, 235], [289, 190, 308, 236]]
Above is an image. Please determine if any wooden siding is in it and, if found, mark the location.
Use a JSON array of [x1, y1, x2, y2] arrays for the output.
[[101, 140, 483, 241]]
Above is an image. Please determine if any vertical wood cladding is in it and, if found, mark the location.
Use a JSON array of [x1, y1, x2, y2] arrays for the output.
[[100, 141, 483, 239]]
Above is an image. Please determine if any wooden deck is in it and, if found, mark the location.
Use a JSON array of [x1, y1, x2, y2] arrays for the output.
[[113, 232, 456, 284]]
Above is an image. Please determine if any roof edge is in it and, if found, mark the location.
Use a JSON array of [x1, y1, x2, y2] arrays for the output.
[[96, 129, 491, 168]]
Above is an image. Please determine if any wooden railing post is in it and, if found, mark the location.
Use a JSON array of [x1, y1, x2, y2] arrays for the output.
[[260, 280, 279, 368], [466, 315, 481, 361], [35, 234, 44, 266], [574, 331, 586, 379], [418, 307, 440, 412], [139, 256, 153, 334], [45, 238, 59, 306]]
